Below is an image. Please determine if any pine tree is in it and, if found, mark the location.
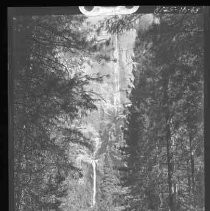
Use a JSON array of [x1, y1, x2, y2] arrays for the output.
[[12, 15, 102, 211], [121, 12, 204, 211]]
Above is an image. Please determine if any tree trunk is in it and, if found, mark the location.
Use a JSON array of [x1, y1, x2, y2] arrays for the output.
[[189, 132, 195, 208], [189, 134, 195, 193], [162, 73, 175, 211], [166, 123, 175, 211], [187, 159, 191, 194], [14, 143, 25, 211]]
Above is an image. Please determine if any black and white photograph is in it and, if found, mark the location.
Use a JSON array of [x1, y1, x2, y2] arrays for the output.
[[9, 6, 205, 211]]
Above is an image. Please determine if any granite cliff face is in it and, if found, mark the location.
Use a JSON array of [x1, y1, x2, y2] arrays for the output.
[[54, 14, 156, 208], [70, 14, 157, 208], [78, 24, 137, 208]]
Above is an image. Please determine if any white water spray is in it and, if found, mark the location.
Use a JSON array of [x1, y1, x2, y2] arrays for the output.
[[76, 155, 97, 207], [92, 160, 97, 206], [113, 33, 121, 110]]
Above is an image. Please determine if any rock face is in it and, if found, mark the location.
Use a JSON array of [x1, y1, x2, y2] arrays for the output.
[[56, 14, 157, 209], [78, 26, 137, 207]]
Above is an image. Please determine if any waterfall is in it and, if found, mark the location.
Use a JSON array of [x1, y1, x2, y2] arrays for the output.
[[92, 160, 97, 206], [113, 33, 120, 110], [76, 155, 97, 207], [75, 21, 138, 209]]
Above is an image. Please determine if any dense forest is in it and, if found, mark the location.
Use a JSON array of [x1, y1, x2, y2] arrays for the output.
[[11, 9, 204, 211]]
